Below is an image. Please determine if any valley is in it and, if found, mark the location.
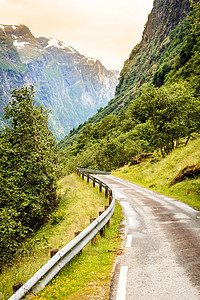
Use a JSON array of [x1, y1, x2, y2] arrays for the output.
[[0, 0, 200, 299]]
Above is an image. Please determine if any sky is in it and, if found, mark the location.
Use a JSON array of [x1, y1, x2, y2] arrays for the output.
[[0, 0, 154, 70]]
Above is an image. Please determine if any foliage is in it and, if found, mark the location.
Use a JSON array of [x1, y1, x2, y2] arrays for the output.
[[134, 83, 200, 156], [0, 85, 58, 269]]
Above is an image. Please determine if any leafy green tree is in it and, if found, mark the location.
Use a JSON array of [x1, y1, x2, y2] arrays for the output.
[[0, 85, 58, 268], [138, 83, 200, 156]]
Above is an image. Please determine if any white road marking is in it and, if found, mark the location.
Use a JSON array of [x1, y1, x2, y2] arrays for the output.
[[116, 266, 128, 300], [125, 234, 132, 247], [128, 217, 134, 227]]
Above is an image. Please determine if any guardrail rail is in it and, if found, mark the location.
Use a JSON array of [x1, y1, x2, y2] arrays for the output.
[[9, 168, 115, 300]]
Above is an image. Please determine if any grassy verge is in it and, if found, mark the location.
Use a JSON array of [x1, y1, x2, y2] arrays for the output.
[[0, 174, 123, 300], [112, 137, 200, 210]]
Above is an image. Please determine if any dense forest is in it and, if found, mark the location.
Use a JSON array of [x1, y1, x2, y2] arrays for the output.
[[59, 1, 200, 172]]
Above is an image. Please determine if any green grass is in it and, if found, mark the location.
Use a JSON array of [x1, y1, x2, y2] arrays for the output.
[[0, 174, 122, 300], [112, 136, 200, 210], [31, 202, 122, 300]]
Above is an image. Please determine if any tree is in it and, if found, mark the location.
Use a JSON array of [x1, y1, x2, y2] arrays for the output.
[[0, 85, 58, 268], [138, 83, 200, 156]]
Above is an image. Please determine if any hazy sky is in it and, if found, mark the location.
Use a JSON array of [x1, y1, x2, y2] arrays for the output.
[[0, 0, 154, 70]]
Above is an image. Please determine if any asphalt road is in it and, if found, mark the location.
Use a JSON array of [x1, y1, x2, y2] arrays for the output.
[[95, 175, 200, 300]]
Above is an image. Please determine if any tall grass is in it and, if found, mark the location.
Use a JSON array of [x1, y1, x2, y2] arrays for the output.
[[0, 174, 123, 300]]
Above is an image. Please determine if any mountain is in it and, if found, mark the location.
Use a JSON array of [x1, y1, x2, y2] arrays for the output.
[[0, 25, 118, 140], [59, 0, 195, 146], [58, 0, 200, 172], [82, 0, 195, 124]]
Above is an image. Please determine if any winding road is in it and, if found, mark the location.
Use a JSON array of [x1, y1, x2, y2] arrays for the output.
[[95, 175, 200, 300]]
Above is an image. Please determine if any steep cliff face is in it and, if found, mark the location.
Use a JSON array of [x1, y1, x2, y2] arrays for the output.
[[88, 0, 193, 123], [116, 0, 191, 95], [0, 25, 118, 139], [141, 0, 190, 45]]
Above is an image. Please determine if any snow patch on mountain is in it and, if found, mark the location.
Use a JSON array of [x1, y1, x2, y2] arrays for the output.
[[45, 38, 77, 53], [13, 40, 29, 49]]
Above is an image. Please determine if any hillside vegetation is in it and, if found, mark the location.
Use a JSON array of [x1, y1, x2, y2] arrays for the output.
[[59, 1, 200, 169], [59, 0, 199, 148]]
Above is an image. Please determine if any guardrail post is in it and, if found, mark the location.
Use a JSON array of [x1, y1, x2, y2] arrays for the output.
[[90, 218, 97, 245], [78, 170, 81, 177], [93, 177, 95, 187], [99, 211, 105, 237], [109, 190, 113, 205], [50, 249, 59, 258], [75, 230, 82, 236], [13, 282, 23, 293], [105, 186, 108, 198], [82, 171, 84, 180], [99, 181, 102, 192], [87, 174, 89, 183]]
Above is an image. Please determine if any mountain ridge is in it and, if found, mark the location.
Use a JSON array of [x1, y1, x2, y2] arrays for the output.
[[0, 24, 118, 139]]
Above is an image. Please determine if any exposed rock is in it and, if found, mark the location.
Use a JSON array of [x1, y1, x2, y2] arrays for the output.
[[130, 153, 156, 165], [169, 164, 200, 187], [117, 0, 191, 94], [141, 0, 190, 46]]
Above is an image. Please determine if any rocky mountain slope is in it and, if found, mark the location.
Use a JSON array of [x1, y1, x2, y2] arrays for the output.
[[85, 0, 194, 124], [0, 25, 118, 139]]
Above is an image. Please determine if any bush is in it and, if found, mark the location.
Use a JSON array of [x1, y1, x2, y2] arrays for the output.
[[0, 208, 31, 270]]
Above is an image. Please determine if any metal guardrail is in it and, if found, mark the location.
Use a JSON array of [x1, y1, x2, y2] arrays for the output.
[[77, 168, 111, 175], [9, 169, 115, 300]]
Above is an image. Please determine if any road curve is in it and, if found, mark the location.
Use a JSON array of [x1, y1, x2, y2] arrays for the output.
[[95, 175, 200, 300]]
